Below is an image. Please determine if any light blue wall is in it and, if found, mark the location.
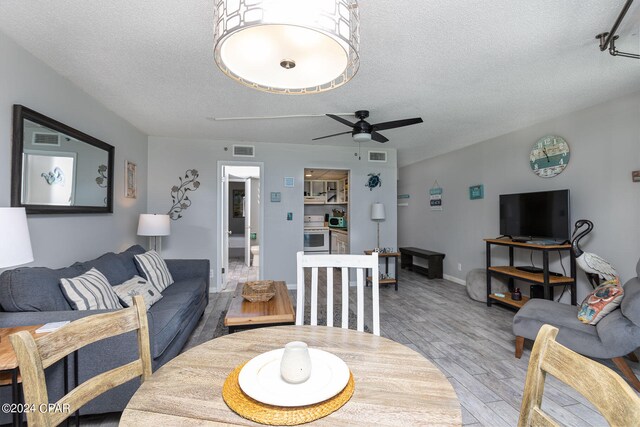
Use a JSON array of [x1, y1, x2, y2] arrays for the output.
[[0, 32, 148, 268], [398, 91, 640, 302], [147, 138, 398, 287]]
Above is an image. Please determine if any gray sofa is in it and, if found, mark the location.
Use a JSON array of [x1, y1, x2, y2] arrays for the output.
[[0, 245, 209, 423], [513, 258, 640, 391]]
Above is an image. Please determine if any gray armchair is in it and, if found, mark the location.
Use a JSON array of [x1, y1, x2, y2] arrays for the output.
[[513, 258, 640, 392]]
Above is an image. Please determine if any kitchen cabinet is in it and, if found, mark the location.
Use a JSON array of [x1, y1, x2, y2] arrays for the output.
[[304, 178, 348, 205], [303, 180, 326, 204], [330, 230, 349, 254]]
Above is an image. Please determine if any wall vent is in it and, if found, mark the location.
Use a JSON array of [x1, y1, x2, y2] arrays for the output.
[[368, 150, 387, 162], [32, 132, 60, 146], [232, 144, 255, 157]]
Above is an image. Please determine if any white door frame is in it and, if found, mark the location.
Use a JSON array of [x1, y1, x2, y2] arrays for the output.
[[216, 160, 264, 292]]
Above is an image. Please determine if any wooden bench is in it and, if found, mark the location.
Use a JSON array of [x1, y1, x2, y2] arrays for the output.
[[399, 247, 446, 279]]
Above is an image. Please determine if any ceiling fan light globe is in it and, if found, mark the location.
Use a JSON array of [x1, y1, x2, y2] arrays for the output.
[[353, 132, 372, 142]]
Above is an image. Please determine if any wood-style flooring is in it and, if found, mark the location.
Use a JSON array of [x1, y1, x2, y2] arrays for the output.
[[72, 267, 640, 426]]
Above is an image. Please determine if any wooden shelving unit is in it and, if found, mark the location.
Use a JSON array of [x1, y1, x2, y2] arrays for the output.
[[488, 266, 574, 284], [485, 238, 577, 308], [364, 251, 400, 291], [487, 292, 530, 309]]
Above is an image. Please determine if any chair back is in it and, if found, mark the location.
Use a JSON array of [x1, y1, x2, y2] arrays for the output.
[[296, 251, 380, 335], [518, 324, 640, 427], [10, 295, 152, 427]]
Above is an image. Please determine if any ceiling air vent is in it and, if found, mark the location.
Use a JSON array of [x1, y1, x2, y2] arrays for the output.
[[32, 132, 60, 146], [368, 150, 387, 162], [232, 144, 255, 157]]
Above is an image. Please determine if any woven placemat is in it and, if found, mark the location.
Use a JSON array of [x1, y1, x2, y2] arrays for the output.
[[222, 362, 354, 426]]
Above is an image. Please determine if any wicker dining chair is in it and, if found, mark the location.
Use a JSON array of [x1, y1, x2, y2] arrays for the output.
[[9, 295, 152, 427], [518, 324, 640, 426], [296, 251, 380, 335]]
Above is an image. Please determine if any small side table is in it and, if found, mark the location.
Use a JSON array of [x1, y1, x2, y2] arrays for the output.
[[364, 250, 401, 291], [0, 325, 45, 427]]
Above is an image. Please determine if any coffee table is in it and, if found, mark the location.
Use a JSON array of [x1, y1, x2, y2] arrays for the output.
[[224, 281, 295, 333]]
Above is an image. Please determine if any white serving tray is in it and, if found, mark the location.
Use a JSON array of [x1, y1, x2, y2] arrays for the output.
[[238, 348, 350, 407]]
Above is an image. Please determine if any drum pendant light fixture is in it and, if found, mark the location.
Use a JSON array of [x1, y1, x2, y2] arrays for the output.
[[213, 0, 360, 94]]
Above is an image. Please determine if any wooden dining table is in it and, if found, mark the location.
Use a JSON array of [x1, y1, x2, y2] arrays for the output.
[[120, 325, 461, 426]]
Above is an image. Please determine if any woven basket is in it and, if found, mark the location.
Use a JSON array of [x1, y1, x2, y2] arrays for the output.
[[242, 280, 276, 302]]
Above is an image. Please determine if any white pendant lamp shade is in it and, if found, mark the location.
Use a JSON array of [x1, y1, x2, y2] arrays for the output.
[[371, 203, 386, 220], [0, 208, 34, 268], [137, 214, 170, 237], [214, 0, 360, 94]]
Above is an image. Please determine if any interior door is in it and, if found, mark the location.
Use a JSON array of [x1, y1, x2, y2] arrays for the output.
[[244, 178, 251, 266], [221, 167, 230, 288]]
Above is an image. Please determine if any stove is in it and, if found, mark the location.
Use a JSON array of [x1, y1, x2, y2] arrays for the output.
[[303, 215, 329, 253]]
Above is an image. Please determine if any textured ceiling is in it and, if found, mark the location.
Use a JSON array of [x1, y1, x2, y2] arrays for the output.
[[0, 1, 638, 167]]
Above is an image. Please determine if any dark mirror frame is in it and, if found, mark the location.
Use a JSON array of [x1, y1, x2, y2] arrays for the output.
[[11, 105, 115, 214]]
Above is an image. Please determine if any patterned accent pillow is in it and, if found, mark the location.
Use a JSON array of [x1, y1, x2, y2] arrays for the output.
[[134, 250, 174, 293], [577, 278, 624, 325], [113, 275, 163, 310], [60, 268, 123, 311]]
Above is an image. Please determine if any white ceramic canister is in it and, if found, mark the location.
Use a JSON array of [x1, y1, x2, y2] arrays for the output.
[[280, 341, 312, 384]]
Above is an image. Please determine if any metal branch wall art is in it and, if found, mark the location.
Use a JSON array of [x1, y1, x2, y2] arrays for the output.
[[95, 164, 108, 188], [167, 169, 200, 220]]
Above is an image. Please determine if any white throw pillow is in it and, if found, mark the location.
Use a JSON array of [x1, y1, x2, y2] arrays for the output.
[[113, 275, 163, 310], [60, 268, 123, 311], [134, 250, 174, 293]]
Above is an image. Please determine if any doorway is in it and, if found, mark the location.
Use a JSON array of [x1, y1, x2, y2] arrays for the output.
[[217, 162, 263, 292]]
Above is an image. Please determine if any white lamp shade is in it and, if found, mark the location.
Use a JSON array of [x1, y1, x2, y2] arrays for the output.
[[0, 208, 34, 268], [371, 203, 386, 220], [137, 214, 170, 236]]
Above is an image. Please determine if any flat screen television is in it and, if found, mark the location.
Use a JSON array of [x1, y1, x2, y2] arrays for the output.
[[499, 190, 570, 241]]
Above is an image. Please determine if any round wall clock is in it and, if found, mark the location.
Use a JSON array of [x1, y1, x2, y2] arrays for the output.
[[529, 135, 570, 178]]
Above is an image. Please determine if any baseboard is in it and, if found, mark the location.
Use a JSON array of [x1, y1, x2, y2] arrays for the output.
[[443, 274, 466, 287]]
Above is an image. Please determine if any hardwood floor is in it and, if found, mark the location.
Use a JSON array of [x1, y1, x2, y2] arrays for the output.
[[75, 267, 639, 426]]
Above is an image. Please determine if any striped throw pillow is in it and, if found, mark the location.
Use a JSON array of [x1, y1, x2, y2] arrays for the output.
[[134, 250, 174, 293], [60, 268, 123, 310]]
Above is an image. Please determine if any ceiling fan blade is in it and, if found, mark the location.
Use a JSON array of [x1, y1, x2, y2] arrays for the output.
[[371, 132, 389, 143], [372, 117, 423, 131], [312, 131, 353, 141], [326, 114, 356, 128]]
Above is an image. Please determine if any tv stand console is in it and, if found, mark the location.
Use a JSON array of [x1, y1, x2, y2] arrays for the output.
[[485, 238, 577, 309]]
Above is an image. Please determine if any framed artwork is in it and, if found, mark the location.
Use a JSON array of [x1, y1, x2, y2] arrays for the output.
[[125, 160, 137, 198], [632, 170, 640, 182], [283, 177, 294, 187], [469, 184, 484, 200], [232, 189, 245, 218]]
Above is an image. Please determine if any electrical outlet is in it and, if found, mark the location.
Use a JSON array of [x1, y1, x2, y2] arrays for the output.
[[457, 263, 462, 271]]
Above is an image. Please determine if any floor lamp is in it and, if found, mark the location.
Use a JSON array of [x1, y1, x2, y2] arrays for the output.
[[137, 214, 170, 253], [371, 202, 386, 250]]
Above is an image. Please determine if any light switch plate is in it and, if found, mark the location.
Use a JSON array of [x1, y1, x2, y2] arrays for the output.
[[271, 192, 281, 202]]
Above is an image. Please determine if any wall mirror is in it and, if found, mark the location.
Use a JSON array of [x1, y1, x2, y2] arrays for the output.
[[11, 105, 114, 214]]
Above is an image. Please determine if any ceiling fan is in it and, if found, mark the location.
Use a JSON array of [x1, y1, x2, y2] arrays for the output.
[[313, 110, 423, 143]]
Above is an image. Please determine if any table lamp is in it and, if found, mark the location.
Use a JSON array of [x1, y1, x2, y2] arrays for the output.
[[0, 207, 34, 269], [371, 202, 386, 250], [137, 214, 170, 252]]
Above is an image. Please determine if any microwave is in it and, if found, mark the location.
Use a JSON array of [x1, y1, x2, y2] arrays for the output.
[[328, 217, 347, 228]]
